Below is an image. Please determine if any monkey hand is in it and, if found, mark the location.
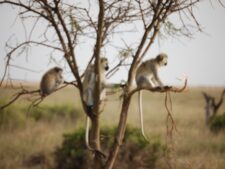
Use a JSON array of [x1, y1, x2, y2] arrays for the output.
[[155, 86, 172, 91]]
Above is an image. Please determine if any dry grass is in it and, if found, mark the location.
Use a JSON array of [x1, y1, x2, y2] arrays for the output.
[[0, 86, 225, 169]]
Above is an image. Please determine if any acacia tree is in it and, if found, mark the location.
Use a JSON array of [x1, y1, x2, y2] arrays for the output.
[[0, 0, 223, 169]]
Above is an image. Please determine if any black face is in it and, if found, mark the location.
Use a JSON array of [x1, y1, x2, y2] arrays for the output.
[[105, 65, 109, 71]]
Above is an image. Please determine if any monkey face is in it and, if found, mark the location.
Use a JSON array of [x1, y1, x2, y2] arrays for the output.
[[156, 53, 168, 67], [100, 57, 109, 71], [105, 66, 109, 71], [105, 64, 109, 71]]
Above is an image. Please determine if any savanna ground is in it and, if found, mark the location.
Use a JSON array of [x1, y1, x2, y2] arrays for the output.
[[0, 85, 225, 169]]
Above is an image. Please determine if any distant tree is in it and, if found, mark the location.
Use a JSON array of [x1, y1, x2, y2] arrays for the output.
[[0, 1, 223, 169], [203, 89, 225, 124]]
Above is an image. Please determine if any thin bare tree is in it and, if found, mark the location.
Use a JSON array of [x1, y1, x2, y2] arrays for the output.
[[0, 0, 223, 169], [203, 89, 225, 124]]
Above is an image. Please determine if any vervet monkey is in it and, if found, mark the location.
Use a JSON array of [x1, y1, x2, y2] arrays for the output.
[[40, 67, 64, 97], [135, 53, 168, 141], [82, 57, 109, 151]]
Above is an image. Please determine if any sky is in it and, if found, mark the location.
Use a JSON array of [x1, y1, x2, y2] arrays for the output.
[[0, 1, 225, 87]]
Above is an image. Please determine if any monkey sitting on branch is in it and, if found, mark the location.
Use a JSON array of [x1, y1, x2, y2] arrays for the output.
[[40, 67, 64, 97], [0, 67, 64, 110], [135, 53, 170, 141]]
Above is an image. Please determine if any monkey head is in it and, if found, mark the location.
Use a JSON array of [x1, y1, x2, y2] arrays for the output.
[[100, 57, 109, 71], [156, 53, 168, 66], [53, 67, 63, 74]]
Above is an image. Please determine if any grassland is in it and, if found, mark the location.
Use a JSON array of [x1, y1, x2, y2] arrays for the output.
[[0, 86, 225, 169]]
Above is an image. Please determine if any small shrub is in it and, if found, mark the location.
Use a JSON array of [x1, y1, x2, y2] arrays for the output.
[[54, 126, 165, 169], [54, 128, 91, 169], [209, 113, 225, 133]]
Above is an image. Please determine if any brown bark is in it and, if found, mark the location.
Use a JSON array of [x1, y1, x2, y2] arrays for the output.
[[91, 0, 105, 168], [104, 96, 131, 169], [90, 115, 102, 169]]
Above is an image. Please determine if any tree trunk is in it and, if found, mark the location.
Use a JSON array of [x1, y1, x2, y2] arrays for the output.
[[90, 116, 101, 149], [104, 96, 131, 169], [90, 115, 102, 169]]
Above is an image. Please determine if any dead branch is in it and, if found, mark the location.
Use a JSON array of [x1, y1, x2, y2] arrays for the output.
[[0, 89, 40, 110], [202, 88, 225, 123]]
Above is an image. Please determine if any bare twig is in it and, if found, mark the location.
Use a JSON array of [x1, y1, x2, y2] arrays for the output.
[[0, 89, 40, 110]]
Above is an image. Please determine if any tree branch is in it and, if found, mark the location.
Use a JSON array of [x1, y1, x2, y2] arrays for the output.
[[129, 78, 188, 97], [0, 0, 50, 21], [93, 0, 105, 116], [0, 89, 40, 110]]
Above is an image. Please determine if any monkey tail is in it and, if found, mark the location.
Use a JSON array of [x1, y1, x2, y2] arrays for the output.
[[138, 91, 149, 142], [85, 116, 107, 158], [85, 116, 93, 150]]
